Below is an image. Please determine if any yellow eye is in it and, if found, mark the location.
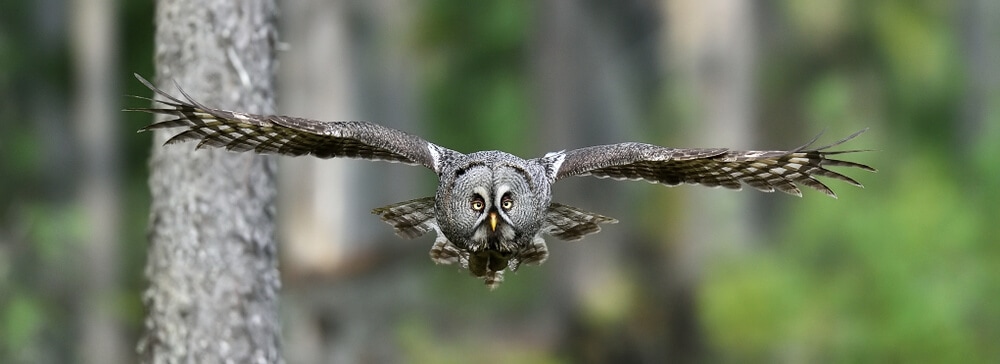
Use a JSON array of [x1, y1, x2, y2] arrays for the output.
[[501, 198, 513, 211], [471, 199, 485, 211]]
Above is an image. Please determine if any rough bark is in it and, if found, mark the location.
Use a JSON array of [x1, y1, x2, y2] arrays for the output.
[[137, 0, 282, 362]]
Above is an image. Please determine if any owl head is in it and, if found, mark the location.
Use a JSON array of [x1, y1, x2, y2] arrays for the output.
[[435, 151, 551, 254]]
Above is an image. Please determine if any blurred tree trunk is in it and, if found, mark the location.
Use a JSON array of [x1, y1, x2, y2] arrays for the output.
[[658, 0, 759, 361], [278, 1, 424, 362], [137, 0, 282, 362], [277, 0, 422, 279], [277, 0, 362, 279], [959, 0, 999, 152], [70, 0, 124, 362], [532, 0, 661, 361]]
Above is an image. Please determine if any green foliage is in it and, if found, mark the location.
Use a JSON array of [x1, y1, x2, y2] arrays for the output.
[[700, 1, 1000, 359], [0, 1, 154, 362], [1, 294, 45, 362], [416, 0, 533, 155], [869, 1, 963, 144], [703, 154, 1000, 361], [398, 317, 563, 364]]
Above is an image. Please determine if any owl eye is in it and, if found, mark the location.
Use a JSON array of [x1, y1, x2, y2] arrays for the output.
[[470, 198, 485, 212], [500, 196, 513, 211]]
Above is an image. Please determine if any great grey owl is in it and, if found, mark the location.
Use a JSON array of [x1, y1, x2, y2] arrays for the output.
[[129, 74, 874, 289]]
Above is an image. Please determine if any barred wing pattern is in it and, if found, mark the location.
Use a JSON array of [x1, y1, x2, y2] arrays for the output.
[[555, 129, 875, 198], [128, 74, 446, 172], [543, 203, 618, 241], [371, 197, 438, 239]]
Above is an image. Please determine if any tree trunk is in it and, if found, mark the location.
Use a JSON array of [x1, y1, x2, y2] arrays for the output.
[[532, 0, 662, 361], [658, 0, 760, 361], [959, 0, 999, 153], [71, 0, 125, 362], [137, 0, 282, 362], [277, 1, 425, 362]]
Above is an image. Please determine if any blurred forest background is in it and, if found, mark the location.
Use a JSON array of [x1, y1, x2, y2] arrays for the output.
[[2, 0, 999, 363]]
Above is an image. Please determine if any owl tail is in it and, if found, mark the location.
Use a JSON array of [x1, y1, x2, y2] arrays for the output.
[[543, 203, 618, 241], [371, 197, 437, 239], [428, 236, 508, 290]]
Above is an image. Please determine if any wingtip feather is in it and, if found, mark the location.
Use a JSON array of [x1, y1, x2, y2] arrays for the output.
[[814, 128, 869, 151]]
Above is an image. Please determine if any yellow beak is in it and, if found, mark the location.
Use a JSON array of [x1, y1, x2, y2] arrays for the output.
[[489, 212, 498, 231]]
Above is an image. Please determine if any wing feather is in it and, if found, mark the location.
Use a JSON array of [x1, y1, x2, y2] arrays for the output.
[[126, 73, 454, 172], [543, 203, 618, 241], [554, 130, 875, 198], [371, 197, 438, 239]]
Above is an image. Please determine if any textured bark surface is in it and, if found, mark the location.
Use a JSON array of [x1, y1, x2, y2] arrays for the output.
[[137, 0, 282, 362]]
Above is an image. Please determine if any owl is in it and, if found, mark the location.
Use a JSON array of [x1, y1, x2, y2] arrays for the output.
[[129, 74, 874, 289]]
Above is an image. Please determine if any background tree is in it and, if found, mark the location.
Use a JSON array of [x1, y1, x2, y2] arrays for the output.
[[71, 0, 125, 362], [276, 1, 428, 362], [136, 0, 282, 362]]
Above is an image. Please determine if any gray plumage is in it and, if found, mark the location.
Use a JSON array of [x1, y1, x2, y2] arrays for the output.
[[128, 74, 875, 289]]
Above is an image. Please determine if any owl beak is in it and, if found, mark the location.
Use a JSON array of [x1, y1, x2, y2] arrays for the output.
[[489, 212, 499, 231]]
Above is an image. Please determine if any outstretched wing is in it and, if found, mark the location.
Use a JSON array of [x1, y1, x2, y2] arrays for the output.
[[371, 197, 438, 239], [552, 129, 875, 198], [543, 203, 618, 241], [126, 73, 454, 172]]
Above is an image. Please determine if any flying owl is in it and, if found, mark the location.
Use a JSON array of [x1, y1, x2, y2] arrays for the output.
[[129, 74, 874, 289]]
